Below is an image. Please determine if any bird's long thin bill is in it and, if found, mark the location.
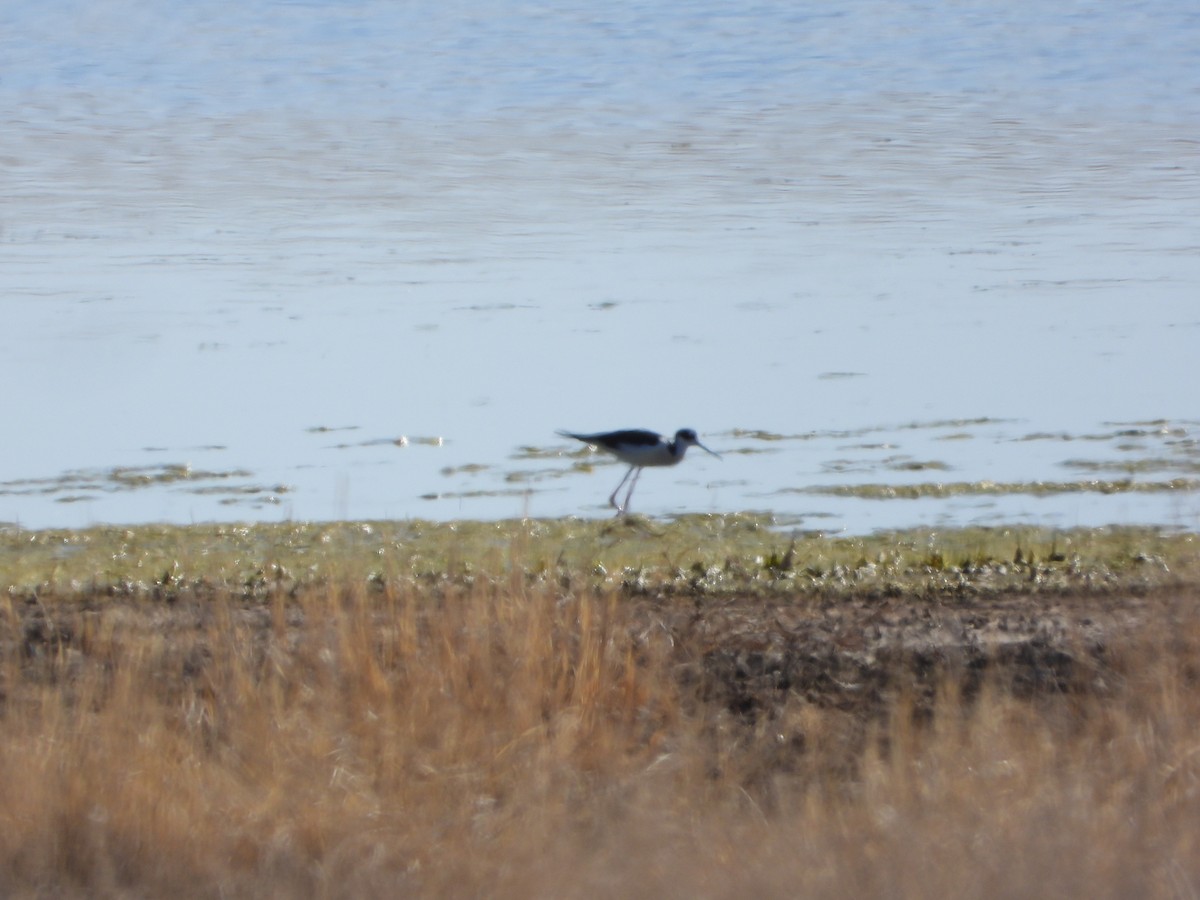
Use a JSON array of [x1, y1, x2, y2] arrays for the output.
[[699, 443, 721, 459]]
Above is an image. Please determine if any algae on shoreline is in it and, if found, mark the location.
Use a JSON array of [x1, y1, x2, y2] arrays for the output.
[[3, 517, 1196, 601]]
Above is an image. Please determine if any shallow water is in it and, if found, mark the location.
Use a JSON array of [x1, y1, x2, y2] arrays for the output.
[[3, 1, 1199, 532]]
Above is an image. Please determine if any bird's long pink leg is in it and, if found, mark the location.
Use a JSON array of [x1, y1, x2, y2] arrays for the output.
[[620, 467, 642, 515], [608, 466, 635, 512]]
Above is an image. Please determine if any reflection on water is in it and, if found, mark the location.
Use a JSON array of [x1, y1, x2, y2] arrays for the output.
[[2, 0, 1199, 532]]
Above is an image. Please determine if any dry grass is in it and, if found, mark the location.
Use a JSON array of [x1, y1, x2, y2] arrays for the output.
[[1, 571, 1199, 898]]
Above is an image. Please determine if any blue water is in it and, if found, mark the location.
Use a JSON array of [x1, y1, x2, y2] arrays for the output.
[[3, 1, 1199, 531], [7, 1, 1198, 121]]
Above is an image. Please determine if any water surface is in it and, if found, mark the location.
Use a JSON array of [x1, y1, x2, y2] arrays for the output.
[[3, 0, 1198, 531]]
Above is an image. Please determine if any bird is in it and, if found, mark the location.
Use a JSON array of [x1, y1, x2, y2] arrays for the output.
[[557, 428, 720, 515]]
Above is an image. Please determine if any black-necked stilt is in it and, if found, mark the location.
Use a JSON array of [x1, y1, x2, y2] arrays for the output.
[[558, 428, 720, 514]]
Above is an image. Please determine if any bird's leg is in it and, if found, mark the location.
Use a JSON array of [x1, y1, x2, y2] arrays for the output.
[[621, 467, 642, 515], [608, 466, 635, 512]]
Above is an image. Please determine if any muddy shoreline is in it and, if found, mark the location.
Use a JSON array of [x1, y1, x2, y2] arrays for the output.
[[9, 575, 1191, 726]]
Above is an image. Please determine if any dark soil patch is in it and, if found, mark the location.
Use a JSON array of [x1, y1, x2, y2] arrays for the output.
[[646, 586, 1179, 723]]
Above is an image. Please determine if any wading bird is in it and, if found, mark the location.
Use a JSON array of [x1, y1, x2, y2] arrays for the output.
[[558, 428, 720, 514]]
